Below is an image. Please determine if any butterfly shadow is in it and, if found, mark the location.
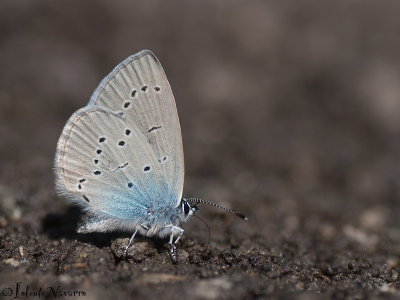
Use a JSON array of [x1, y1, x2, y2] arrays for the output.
[[41, 206, 168, 250], [41, 205, 125, 248]]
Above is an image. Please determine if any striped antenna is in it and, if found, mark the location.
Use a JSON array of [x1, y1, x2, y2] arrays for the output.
[[185, 197, 248, 221]]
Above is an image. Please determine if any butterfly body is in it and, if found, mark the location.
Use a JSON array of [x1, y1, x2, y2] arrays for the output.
[[77, 198, 193, 239]]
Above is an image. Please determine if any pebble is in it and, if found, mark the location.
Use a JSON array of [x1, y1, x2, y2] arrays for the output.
[[3, 258, 20, 267], [111, 238, 157, 262]]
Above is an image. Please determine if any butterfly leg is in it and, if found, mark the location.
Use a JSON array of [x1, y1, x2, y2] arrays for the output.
[[165, 225, 184, 263], [123, 228, 139, 258], [173, 232, 183, 244]]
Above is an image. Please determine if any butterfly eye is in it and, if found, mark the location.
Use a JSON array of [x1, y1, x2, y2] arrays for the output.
[[183, 201, 190, 215]]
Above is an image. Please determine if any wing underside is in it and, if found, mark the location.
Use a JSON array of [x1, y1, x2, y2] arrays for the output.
[[54, 50, 184, 220]]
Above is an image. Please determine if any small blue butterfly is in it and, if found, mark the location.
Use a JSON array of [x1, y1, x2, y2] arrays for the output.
[[54, 50, 246, 262]]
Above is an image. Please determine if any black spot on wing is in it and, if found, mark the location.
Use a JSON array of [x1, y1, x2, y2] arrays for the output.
[[158, 156, 167, 163], [148, 125, 162, 133], [116, 162, 128, 170]]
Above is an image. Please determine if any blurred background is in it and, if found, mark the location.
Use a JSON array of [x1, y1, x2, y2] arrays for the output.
[[1, 0, 400, 298]]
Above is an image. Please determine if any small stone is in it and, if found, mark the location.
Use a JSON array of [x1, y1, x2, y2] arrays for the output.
[[59, 275, 73, 284], [320, 224, 336, 241], [175, 248, 189, 264], [3, 258, 20, 267], [343, 225, 378, 248], [111, 238, 130, 258], [137, 273, 185, 284], [111, 238, 156, 262], [72, 263, 88, 269], [360, 207, 386, 229]]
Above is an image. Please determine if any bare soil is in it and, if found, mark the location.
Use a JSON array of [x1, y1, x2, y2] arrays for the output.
[[1, 1, 400, 299]]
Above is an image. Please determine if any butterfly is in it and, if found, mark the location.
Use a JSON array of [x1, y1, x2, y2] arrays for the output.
[[54, 50, 246, 262]]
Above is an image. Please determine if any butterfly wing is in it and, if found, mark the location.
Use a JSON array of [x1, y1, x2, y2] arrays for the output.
[[89, 50, 184, 206], [55, 50, 184, 222]]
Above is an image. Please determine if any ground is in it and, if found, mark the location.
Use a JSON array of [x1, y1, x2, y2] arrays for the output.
[[1, 1, 400, 299]]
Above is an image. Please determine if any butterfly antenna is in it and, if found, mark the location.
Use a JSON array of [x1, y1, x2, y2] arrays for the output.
[[193, 214, 211, 245], [187, 198, 248, 220]]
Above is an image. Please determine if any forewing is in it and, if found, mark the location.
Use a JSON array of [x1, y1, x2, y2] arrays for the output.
[[55, 106, 170, 220], [88, 50, 184, 206]]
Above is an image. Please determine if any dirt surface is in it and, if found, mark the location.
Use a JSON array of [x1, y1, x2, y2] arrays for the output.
[[1, 1, 400, 299]]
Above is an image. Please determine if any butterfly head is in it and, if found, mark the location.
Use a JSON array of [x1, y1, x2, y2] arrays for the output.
[[180, 198, 199, 220]]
